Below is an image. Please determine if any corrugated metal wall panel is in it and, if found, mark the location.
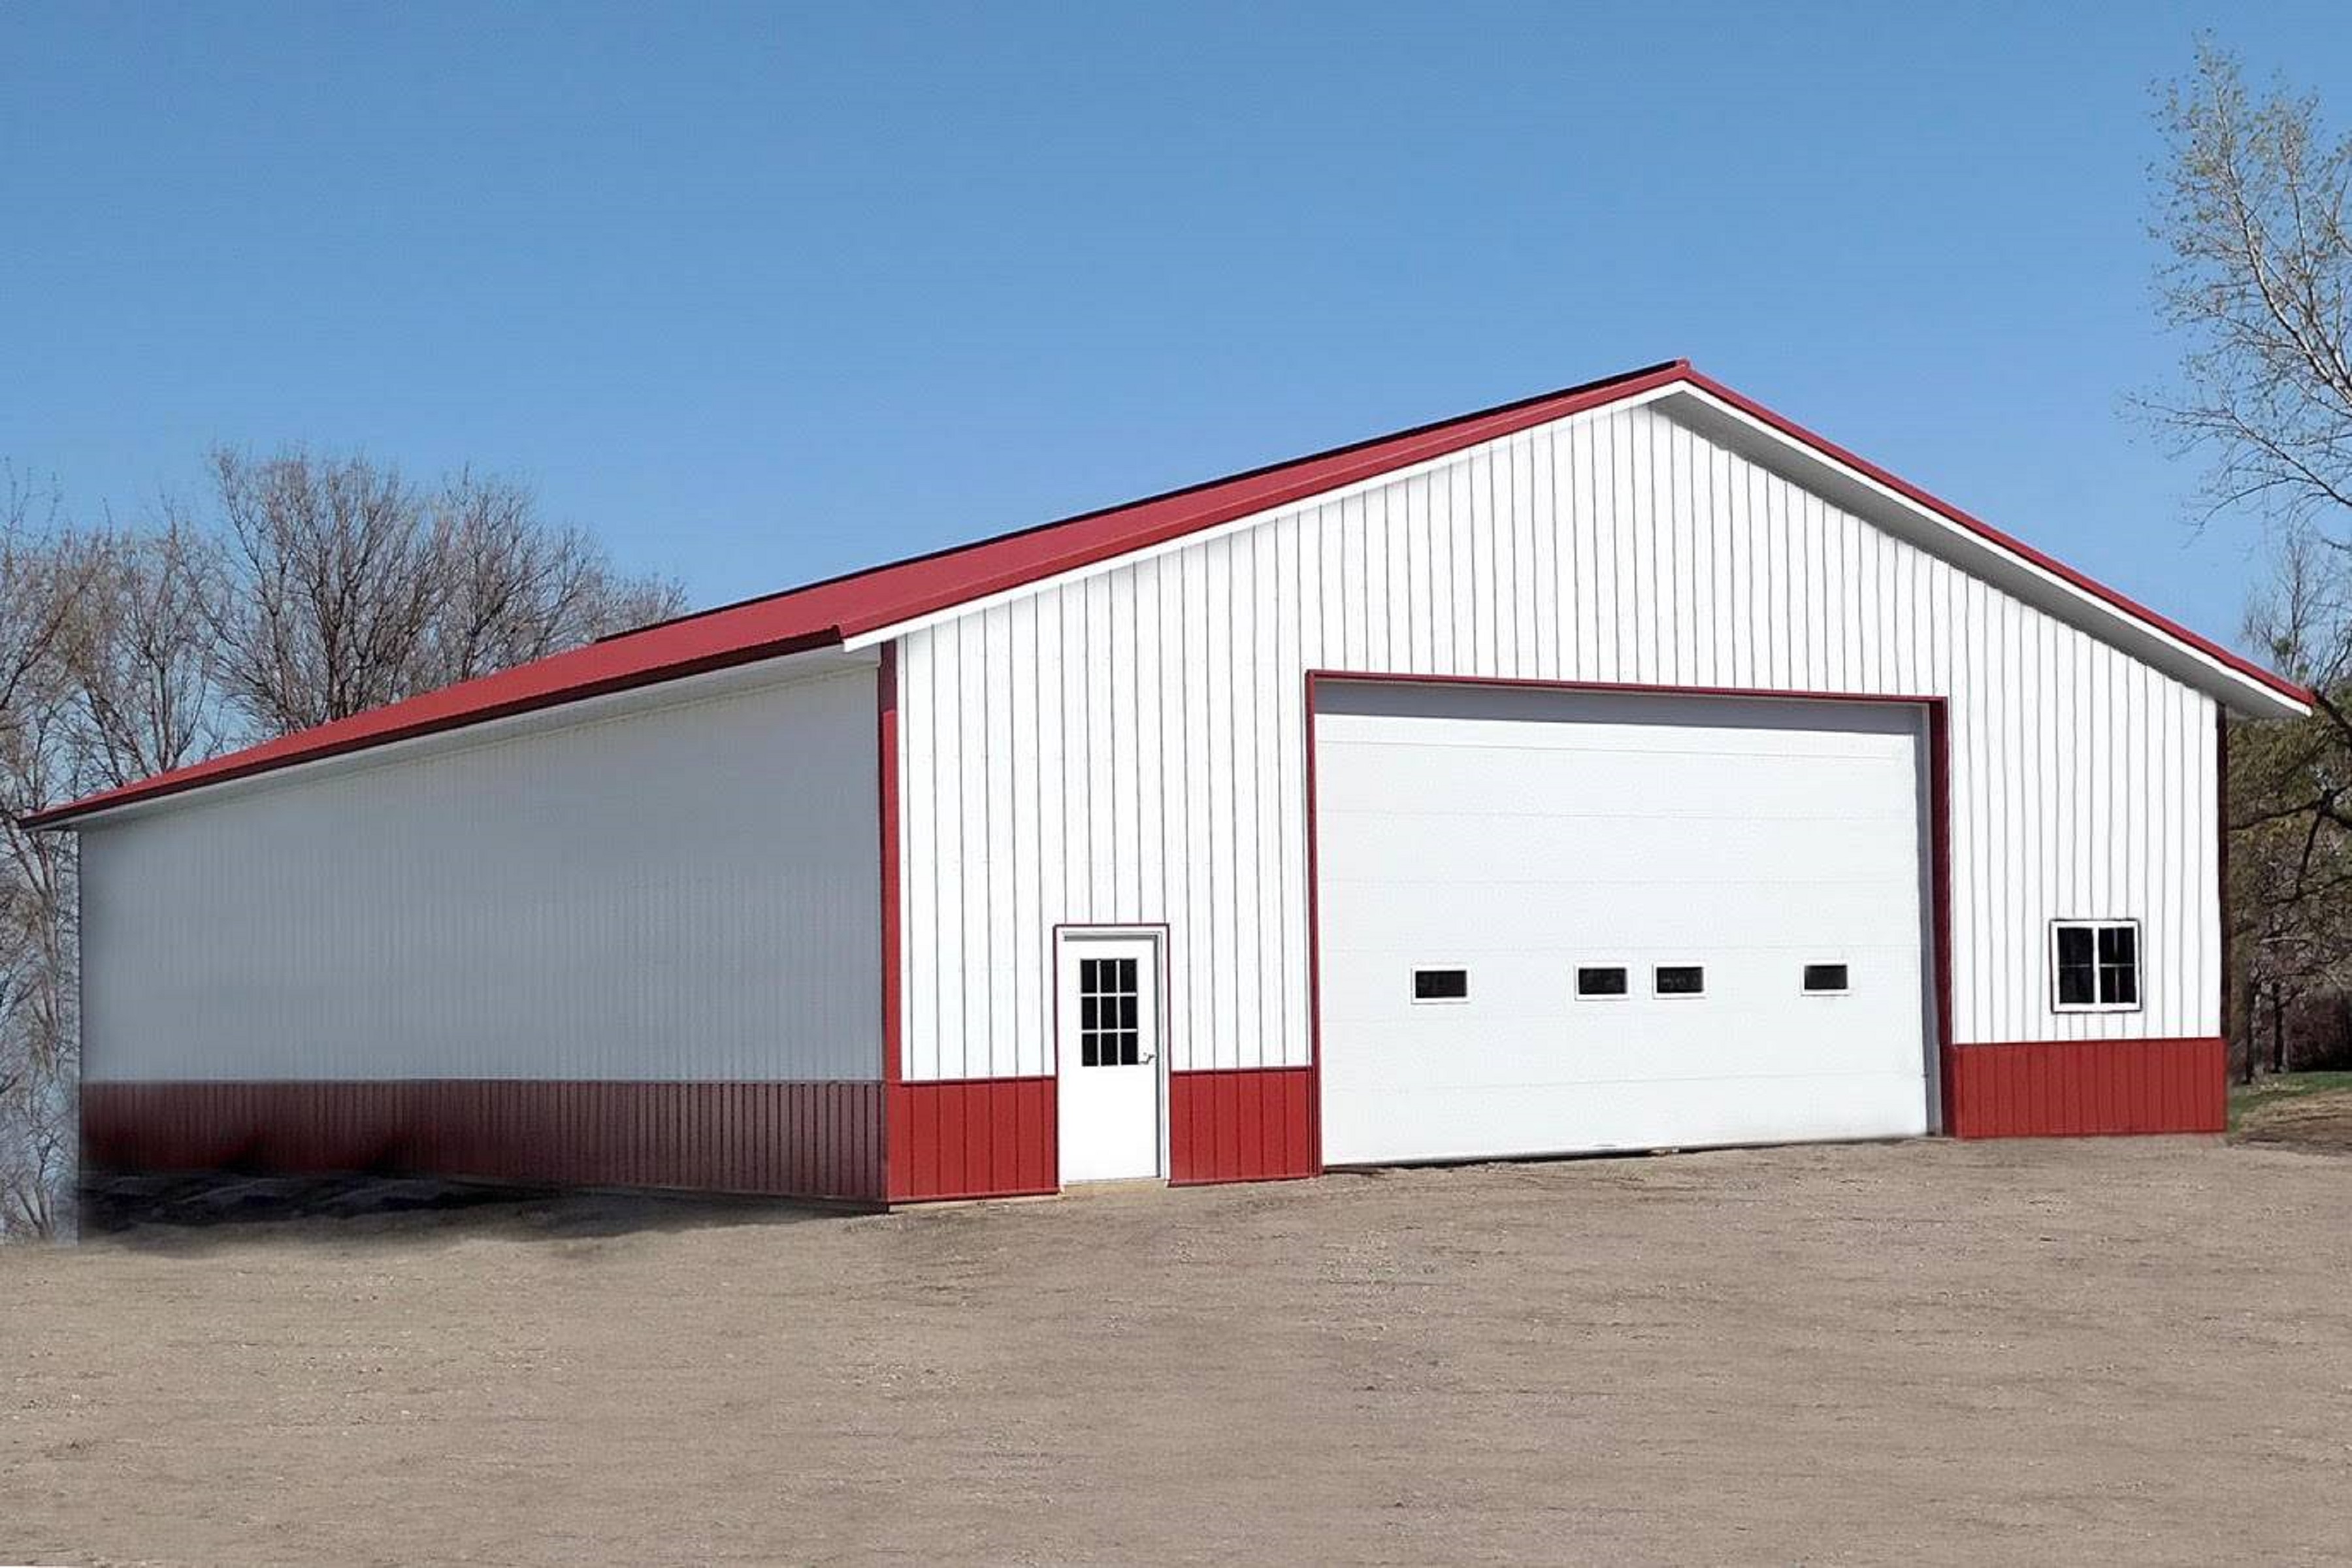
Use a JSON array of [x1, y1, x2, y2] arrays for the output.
[[1168, 1068, 1316, 1185], [896, 402, 2221, 1081], [81, 1081, 887, 1200], [1948, 1039, 2225, 1137], [885, 1079, 1057, 1201], [81, 664, 884, 1085]]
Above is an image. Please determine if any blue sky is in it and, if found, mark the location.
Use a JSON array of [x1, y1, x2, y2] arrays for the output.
[[7, 2, 2349, 647]]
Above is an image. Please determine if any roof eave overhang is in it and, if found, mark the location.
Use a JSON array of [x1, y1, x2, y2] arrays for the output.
[[27, 631, 861, 830]]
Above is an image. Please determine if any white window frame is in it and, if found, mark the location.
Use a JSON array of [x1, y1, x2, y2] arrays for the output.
[[2049, 918, 2143, 1014], [1409, 964, 1473, 1006]]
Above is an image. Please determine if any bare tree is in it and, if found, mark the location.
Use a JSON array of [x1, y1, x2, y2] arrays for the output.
[[2151, 44, 2352, 1073], [65, 521, 229, 788], [201, 448, 684, 736], [2152, 42, 2352, 536], [0, 472, 103, 1237]]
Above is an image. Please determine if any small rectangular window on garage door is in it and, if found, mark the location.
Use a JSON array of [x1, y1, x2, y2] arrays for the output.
[[1576, 966, 1629, 998], [1653, 965, 1705, 997], [1413, 968, 1469, 1003]]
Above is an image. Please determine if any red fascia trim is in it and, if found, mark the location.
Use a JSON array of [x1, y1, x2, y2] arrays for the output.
[[629, 358, 1693, 645], [1680, 370, 2314, 710], [39, 355, 2304, 828], [1302, 672, 1957, 1138], [27, 627, 845, 826], [821, 362, 1697, 640]]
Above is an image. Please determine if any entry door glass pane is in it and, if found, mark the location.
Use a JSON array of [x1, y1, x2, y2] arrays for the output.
[[1079, 955, 1142, 1066]]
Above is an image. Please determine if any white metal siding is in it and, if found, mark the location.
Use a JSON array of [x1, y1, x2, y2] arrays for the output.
[[82, 664, 882, 1083], [1315, 684, 1932, 1162], [895, 400, 2220, 1081]]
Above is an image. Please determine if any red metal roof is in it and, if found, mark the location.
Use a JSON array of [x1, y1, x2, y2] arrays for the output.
[[29, 359, 2309, 826]]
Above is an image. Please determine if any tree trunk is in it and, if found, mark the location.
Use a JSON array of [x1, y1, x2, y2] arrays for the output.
[[2233, 969, 2261, 1085]]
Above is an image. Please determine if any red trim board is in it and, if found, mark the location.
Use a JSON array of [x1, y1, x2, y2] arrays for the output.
[[31, 360, 2304, 828]]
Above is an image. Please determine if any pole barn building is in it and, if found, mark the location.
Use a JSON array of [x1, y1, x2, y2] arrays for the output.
[[34, 361, 2312, 1205]]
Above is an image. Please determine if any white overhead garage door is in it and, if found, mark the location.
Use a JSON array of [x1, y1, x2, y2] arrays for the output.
[[1314, 681, 1936, 1165]]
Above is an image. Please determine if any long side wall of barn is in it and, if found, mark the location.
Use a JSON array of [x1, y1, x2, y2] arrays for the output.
[[890, 400, 2223, 1194], [80, 661, 889, 1201]]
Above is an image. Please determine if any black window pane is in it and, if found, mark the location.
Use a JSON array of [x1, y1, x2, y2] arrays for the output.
[[1414, 968, 1469, 1001], [1081, 957, 1098, 990], [1081, 1034, 1100, 1068], [2056, 926, 2094, 968], [1081, 998, 1098, 1028], [1120, 996, 1137, 1028], [2098, 925, 2136, 967], [1120, 1031, 1139, 1065], [1803, 963, 1849, 993], [1576, 966, 1628, 997], [1655, 965, 1705, 995], [2102, 963, 2138, 1007], [1117, 958, 1137, 989]]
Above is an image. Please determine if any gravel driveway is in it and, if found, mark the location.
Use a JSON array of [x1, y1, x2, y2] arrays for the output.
[[5, 1137, 2348, 1565]]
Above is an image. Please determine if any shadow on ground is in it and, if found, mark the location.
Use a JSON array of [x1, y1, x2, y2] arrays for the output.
[[79, 1171, 856, 1247]]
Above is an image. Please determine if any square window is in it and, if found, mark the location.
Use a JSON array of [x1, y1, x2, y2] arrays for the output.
[[2051, 920, 2140, 1011], [1576, 966, 1629, 998], [1413, 968, 1469, 1002]]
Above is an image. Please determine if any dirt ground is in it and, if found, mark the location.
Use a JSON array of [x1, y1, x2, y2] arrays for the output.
[[2237, 1081, 2352, 1156], [6, 1137, 2351, 1567]]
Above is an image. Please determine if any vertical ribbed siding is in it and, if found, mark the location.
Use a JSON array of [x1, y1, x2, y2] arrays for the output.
[[896, 402, 2221, 1082], [80, 664, 885, 1085], [1948, 1039, 2226, 1136], [80, 1081, 888, 1201], [1168, 1068, 1316, 1184]]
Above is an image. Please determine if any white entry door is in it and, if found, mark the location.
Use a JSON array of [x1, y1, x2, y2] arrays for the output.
[[1056, 932, 1164, 1183]]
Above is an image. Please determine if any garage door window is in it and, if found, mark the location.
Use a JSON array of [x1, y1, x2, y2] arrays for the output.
[[1802, 963, 1850, 994], [1576, 966, 1629, 998], [1413, 968, 1470, 1003], [2051, 920, 2140, 1011], [1654, 965, 1705, 997]]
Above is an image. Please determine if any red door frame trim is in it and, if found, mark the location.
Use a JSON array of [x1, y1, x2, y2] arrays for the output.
[[1301, 670, 1958, 1144]]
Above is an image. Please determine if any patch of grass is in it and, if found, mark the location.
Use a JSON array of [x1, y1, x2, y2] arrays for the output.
[[2227, 1070, 2352, 1132]]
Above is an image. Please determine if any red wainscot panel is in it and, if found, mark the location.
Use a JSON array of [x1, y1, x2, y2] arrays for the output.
[[1946, 1039, 2227, 1138], [80, 1080, 887, 1203], [885, 1077, 1058, 1202], [1169, 1067, 1319, 1185]]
